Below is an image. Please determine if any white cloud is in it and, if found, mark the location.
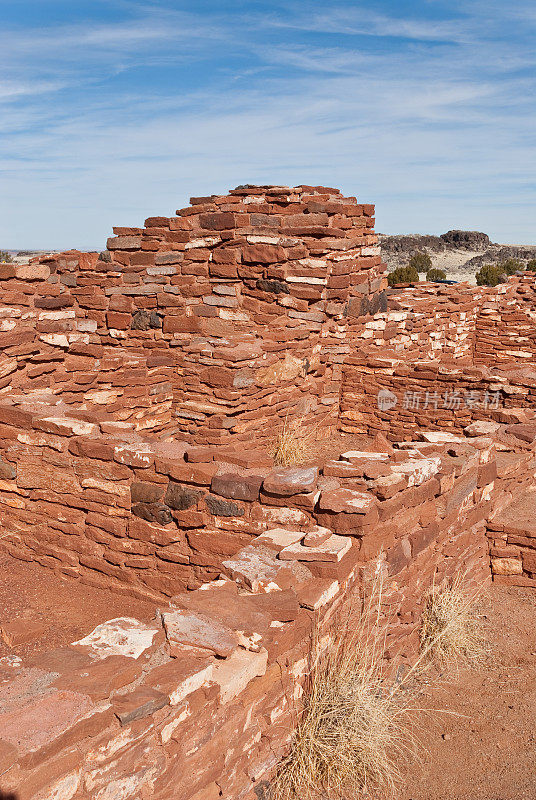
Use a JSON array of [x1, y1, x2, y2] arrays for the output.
[[0, 1, 534, 247]]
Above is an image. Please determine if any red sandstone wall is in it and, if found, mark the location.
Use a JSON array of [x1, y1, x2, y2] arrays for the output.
[[2, 418, 521, 800], [0, 185, 386, 445], [339, 274, 536, 438]]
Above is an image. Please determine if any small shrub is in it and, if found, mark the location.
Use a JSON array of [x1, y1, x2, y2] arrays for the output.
[[476, 258, 523, 286], [426, 268, 447, 282], [387, 265, 419, 287], [420, 574, 486, 668], [499, 257, 523, 275], [271, 416, 315, 466], [0, 250, 13, 263], [271, 565, 418, 800], [409, 251, 432, 273], [475, 264, 504, 286], [526, 258, 536, 271]]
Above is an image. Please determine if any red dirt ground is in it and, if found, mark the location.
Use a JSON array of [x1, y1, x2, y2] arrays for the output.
[[0, 552, 158, 662], [400, 585, 536, 800]]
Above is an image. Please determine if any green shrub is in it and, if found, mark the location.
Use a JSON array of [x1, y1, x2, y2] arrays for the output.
[[475, 264, 504, 286], [526, 259, 536, 271], [0, 251, 13, 263], [409, 251, 432, 273], [476, 258, 524, 286], [387, 265, 419, 287], [499, 258, 523, 275], [426, 268, 447, 281]]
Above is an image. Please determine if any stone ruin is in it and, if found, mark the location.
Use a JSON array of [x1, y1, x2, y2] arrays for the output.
[[1, 185, 536, 799]]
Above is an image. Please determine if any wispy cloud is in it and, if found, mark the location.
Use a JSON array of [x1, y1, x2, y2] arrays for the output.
[[0, 0, 534, 248]]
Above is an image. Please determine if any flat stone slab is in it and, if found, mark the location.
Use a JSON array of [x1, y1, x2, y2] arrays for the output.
[[171, 582, 299, 648], [1, 619, 47, 648], [297, 578, 340, 610], [340, 450, 389, 461], [113, 687, 169, 726], [162, 609, 239, 657], [391, 456, 441, 486], [318, 488, 376, 514], [262, 467, 318, 496], [222, 544, 312, 592], [505, 423, 536, 443], [211, 647, 268, 703], [465, 420, 500, 437], [253, 528, 304, 550], [492, 493, 536, 537], [303, 526, 331, 547], [0, 688, 97, 756], [418, 431, 465, 444], [279, 533, 351, 562], [146, 652, 215, 706], [72, 618, 160, 660]]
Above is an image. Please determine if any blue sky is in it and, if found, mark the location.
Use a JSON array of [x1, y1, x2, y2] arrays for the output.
[[1, 0, 535, 249]]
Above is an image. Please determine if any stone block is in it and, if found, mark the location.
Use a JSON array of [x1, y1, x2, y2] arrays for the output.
[[113, 686, 169, 725], [162, 609, 240, 657], [263, 467, 318, 497]]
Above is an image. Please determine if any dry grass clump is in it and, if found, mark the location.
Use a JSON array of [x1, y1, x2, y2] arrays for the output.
[[270, 566, 417, 800], [271, 415, 316, 467], [420, 573, 486, 668]]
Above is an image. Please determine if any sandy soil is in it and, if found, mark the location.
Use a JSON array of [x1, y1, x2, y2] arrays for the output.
[[400, 585, 536, 800], [0, 552, 158, 662], [427, 250, 482, 284]]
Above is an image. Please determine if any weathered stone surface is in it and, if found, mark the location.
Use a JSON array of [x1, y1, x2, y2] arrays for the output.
[[1, 619, 47, 648], [505, 423, 536, 443], [131, 502, 173, 525], [72, 618, 160, 660], [0, 688, 98, 758], [211, 647, 268, 703], [130, 481, 165, 504], [164, 482, 204, 510], [279, 533, 351, 562], [211, 472, 263, 501], [162, 609, 239, 657], [222, 544, 312, 591], [465, 420, 501, 437], [254, 528, 304, 550], [113, 687, 169, 725], [297, 578, 339, 609], [318, 488, 376, 515], [53, 656, 140, 701], [263, 467, 318, 496], [205, 494, 245, 517], [491, 557, 523, 575], [146, 653, 214, 706], [391, 456, 441, 487], [131, 309, 162, 330], [303, 526, 332, 547]]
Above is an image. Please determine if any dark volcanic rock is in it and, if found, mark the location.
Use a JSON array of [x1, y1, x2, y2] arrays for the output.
[[440, 230, 490, 249]]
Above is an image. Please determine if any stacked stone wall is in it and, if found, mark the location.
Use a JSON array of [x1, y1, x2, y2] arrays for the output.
[[339, 274, 536, 438], [3, 415, 529, 800], [0, 185, 385, 445]]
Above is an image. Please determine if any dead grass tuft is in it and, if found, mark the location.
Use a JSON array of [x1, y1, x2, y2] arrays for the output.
[[270, 564, 418, 800], [420, 573, 487, 668], [271, 415, 316, 467]]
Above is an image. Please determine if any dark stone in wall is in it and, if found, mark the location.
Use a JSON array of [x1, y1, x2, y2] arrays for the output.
[[131, 310, 163, 330], [131, 502, 173, 525], [131, 481, 165, 504], [165, 482, 204, 510], [255, 279, 289, 295], [346, 290, 387, 317], [205, 495, 245, 517]]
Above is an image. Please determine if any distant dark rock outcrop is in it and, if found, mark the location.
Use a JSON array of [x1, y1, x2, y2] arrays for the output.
[[379, 230, 536, 282], [440, 230, 490, 249]]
